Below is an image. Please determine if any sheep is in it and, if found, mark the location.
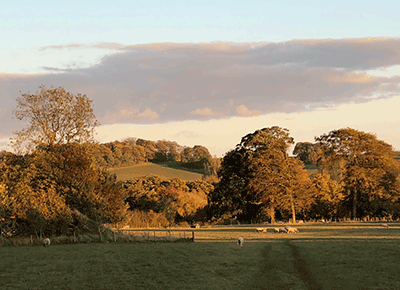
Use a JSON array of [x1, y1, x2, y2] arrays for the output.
[[279, 228, 288, 233], [381, 223, 389, 228], [43, 238, 51, 247], [273, 228, 280, 233], [237, 237, 244, 247], [255, 228, 267, 233], [286, 227, 299, 233]]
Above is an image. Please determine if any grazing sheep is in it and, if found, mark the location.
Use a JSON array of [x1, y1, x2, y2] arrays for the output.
[[43, 238, 51, 247], [297, 220, 304, 224], [273, 228, 280, 233], [381, 223, 389, 228], [255, 228, 267, 233], [237, 237, 244, 247], [279, 228, 288, 233], [286, 227, 299, 233]]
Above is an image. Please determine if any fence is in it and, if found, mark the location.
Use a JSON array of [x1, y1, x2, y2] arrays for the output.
[[115, 229, 195, 242]]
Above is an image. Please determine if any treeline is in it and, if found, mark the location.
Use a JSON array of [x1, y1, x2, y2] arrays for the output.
[[0, 140, 218, 238], [121, 175, 213, 228], [91, 138, 218, 175], [209, 127, 400, 224], [2, 86, 400, 240], [0, 144, 127, 238]]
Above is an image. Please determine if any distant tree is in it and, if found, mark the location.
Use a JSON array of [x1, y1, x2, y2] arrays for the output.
[[12, 85, 99, 153], [181, 145, 213, 170], [315, 128, 400, 219], [293, 142, 320, 164]]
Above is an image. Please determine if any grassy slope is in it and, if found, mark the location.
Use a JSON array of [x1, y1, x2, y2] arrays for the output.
[[108, 163, 204, 181], [1, 223, 400, 289]]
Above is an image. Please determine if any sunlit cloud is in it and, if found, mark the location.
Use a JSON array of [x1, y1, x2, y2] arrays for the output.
[[1, 38, 400, 154], [236, 105, 263, 117]]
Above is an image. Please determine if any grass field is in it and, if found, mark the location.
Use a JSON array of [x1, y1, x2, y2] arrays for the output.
[[108, 163, 204, 181], [1, 222, 400, 289]]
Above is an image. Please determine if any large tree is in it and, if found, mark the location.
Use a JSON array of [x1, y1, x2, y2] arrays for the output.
[[209, 126, 314, 223], [12, 85, 99, 152], [315, 128, 400, 219]]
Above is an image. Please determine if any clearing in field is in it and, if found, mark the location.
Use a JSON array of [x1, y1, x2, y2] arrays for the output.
[[1, 222, 399, 290]]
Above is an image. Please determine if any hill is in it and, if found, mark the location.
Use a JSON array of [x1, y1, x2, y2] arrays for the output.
[[108, 162, 204, 181]]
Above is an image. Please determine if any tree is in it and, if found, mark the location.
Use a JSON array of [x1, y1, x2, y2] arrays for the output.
[[244, 128, 313, 223], [310, 173, 343, 220], [209, 126, 313, 223], [12, 85, 99, 152], [293, 142, 320, 164], [315, 128, 400, 219], [181, 145, 213, 169]]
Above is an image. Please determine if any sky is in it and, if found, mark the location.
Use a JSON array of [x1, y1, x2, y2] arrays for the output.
[[1, 0, 400, 157]]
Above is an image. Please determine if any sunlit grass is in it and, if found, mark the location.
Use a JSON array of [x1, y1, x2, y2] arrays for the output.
[[108, 163, 204, 181]]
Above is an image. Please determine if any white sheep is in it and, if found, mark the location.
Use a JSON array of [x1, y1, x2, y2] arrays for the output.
[[381, 223, 389, 228], [279, 228, 288, 233], [43, 238, 51, 247], [237, 237, 244, 247], [255, 228, 267, 233], [286, 227, 299, 233], [273, 228, 280, 233]]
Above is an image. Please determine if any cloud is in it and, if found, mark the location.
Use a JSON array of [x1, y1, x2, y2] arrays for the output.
[[137, 107, 159, 120], [100, 101, 159, 124], [190, 107, 214, 116], [1, 38, 400, 138], [236, 105, 262, 117]]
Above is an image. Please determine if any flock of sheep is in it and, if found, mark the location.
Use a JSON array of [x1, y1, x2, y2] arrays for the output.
[[41, 223, 392, 248], [237, 225, 299, 247]]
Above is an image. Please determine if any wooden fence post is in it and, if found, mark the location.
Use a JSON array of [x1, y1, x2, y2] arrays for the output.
[[191, 231, 195, 242]]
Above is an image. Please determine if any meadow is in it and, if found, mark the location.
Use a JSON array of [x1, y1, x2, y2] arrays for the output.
[[1, 222, 400, 290], [108, 162, 204, 181]]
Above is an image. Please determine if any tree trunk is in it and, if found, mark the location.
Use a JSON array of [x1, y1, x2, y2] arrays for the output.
[[290, 194, 296, 223], [352, 192, 357, 220], [268, 206, 275, 224]]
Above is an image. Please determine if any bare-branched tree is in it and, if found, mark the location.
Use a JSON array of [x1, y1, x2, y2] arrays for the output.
[[12, 85, 100, 153]]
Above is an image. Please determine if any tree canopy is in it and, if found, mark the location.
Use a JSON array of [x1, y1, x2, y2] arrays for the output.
[[315, 128, 400, 219], [209, 126, 314, 223], [12, 85, 99, 152]]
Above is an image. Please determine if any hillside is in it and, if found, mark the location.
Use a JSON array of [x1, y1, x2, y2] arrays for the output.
[[108, 163, 204, 181]]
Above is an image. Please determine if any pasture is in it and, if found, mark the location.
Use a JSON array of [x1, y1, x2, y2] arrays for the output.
[[108, 163, 204, 181], [1, 222, 400, 289]]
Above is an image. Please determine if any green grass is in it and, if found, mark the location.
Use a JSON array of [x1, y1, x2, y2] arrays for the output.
[[108, 163, 204, 181], [1, 223, 400, 289]]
